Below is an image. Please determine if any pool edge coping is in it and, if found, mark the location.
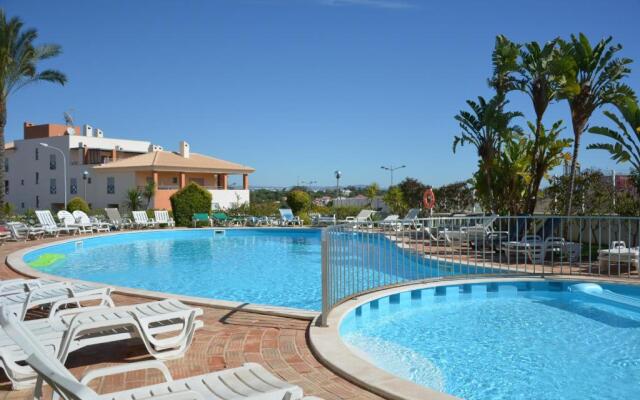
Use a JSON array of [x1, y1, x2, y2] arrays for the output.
[[308, 275, 640, 400], [6, 228, 320, 321]]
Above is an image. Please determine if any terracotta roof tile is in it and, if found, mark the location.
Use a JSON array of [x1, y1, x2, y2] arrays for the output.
[[94, 151, 254, 173]]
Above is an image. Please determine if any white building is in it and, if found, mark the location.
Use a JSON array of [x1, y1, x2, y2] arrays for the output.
[[5, 122, 254, 212]]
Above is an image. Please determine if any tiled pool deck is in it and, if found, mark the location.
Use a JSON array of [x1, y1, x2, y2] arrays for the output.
[[0, 237, 383, 400]]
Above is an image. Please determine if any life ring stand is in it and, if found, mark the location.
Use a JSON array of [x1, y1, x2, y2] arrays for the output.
[[423, 188, 436, 209]]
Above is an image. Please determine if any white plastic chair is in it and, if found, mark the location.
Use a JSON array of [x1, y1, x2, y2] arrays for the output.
[[154, 210, 175, 227], [0, 307, 309, 399]]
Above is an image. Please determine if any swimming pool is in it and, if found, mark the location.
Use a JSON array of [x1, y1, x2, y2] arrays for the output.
[[22, 229, 469, 311], [24, 229, 323, 310], [340, 280, 640, 400]]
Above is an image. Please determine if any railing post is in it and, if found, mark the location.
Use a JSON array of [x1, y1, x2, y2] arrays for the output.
[[320, 228, 329, 327]]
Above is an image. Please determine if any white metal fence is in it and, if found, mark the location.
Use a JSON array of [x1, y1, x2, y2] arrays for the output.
[[320, 215, 640, 325]]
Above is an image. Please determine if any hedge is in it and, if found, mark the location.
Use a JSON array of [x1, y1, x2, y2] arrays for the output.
[[170, 183, 212, 227]]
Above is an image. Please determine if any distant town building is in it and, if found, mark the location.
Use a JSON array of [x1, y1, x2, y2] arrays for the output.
[[5, 121, 254, 211]]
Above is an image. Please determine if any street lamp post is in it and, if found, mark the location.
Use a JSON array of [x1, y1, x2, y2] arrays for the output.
[[40, 143, 67, 208], [380, 164, 406, 187], [82, 170, 89, 200]]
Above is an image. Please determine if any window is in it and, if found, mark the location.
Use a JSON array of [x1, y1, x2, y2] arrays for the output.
[[190, 177, 205, 186], [20, 202, 24, 209], [35, 172, 39, 185], [36, 195, 39, 208], [35, 148, 39, 160], [4, 180, 8, 195], [50, 178, 56, 195], [172, 177, 178, 184], [107, 177, 115, 194], [49, 154, 56, 170], [88, 177, 92, 184], [70, 178, 78, 195], [4, 159, 8, 172], [20, 179, 24, 186]]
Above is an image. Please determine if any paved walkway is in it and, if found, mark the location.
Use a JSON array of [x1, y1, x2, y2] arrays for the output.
[[0, 236, 383, 400]]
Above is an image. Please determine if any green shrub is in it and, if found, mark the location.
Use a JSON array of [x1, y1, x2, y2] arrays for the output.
[[297, 211, 312, 225], [170, 183, 212, 227], [67, 197, 90, 214], [331, 206, 364, 220], [286, 190, 311, 214]]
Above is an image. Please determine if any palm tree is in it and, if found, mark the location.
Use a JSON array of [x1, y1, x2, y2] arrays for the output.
[[364, 182, 379, 207], [0, 11, 66, 207], [517, 40, 565, 213], [588, 97, 640, 185], [453, 96, 522, 212], [126, 188, 142, 211], [142, 180, 156, 209], [555, 33, 635, 215], [488, 35, 521, 98]]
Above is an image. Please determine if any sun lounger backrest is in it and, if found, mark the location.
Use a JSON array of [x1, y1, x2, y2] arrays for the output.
[[71, 211, 91, 225], [404, 209, 420, 220], [355, 209, 374, 221], [105, 208, 122, 223], [0, 309, 96, 399], [612, 241, 627, 249], [154, 210, 169, 223], [132, 211, 149, 223], [57, 210, 77, 226], [35, 210, 57, 228], [279, 208, 294, 221]]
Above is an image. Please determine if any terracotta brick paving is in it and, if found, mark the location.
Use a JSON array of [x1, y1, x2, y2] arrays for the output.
[[0, 236, 384, 400]]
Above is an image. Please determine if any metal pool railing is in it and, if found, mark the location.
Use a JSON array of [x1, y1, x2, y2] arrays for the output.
[[319, 215, 640, 325]]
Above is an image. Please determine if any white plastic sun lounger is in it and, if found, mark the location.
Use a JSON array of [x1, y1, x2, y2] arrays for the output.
[[500, 235, 546, 264], [105, 208, 132, 230], [72, 210, 110, 233], [344, 210, 375, 226], [378, 214, 399, 227], [279, 208, 302, 226], [598, 241, 639, 271], [6, 222, 45, 241], [132, 211, 160, 228], [57, 210, 91, 234], [0, 296, 203, 389], [0, 307, 312, 400], [154, 210, 176, 227], [0, 280, 112, 321], [35, 210, 75, 236]]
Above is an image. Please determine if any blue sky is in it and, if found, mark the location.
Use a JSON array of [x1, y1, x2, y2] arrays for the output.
[[3, 0, 640, 188]]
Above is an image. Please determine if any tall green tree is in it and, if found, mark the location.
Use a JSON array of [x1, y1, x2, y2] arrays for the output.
[[587, 97, 640, 190], [453, 96, 522, 212], [383, 186, 407, 215], [364, 182, 379, 207], [555, 33, 635, 215], [0, 11, 66, 207], [397, 177, 426, 209], [517, 40, 566, 213]]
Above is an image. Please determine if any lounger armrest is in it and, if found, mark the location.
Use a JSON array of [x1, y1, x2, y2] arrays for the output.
[[80, 360, 174, 386], [48, 293, 115, 320]]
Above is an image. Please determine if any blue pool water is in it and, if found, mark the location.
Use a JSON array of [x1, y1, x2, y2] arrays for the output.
[[340, 280, 640, 400], [24, 229, 323, 310], [24, 229, 471, 311]]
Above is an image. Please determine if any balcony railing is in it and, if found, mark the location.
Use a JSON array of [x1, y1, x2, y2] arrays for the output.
[[320, 215, 640, 326]]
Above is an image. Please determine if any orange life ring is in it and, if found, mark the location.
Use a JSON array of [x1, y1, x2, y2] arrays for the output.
[[423, 189, 436, 209]]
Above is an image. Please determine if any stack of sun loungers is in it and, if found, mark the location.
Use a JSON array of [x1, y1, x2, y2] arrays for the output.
[[0, 278, 321, 399], [598, 241, 639, 272]]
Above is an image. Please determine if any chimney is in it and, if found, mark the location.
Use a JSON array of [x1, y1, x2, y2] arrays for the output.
[[179, 141, 190, 158]]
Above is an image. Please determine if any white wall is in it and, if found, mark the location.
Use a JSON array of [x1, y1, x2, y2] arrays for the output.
[[5, 136, 141, 211], [209, 189, 249, 210]]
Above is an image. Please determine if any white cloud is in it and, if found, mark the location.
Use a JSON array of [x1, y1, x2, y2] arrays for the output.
[[317, 0, 415, 9]]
